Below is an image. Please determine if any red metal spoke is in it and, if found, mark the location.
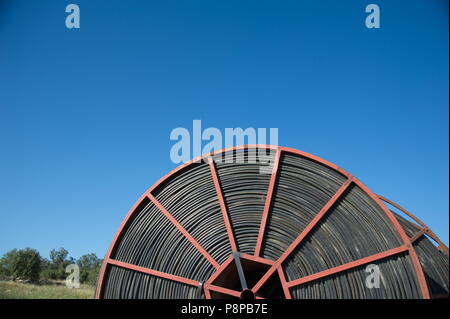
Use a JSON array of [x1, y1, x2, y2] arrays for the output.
[[416, 227, 448, 255], [240, 253, 275, 265], [251, 177, 354, 293], [204, 287, 212, 299], [207, 156, 238, 252], [254, 147, 281, 257], [285, 245, 408, 288], [410, 227, 428, 244], [107, 258, 201, 287], [204, 283, 241, 298], [277, 266, 292, 299], [147, 193, 220, 269]]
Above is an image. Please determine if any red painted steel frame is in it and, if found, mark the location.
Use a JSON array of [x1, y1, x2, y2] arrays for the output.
[[203, 256, 236, 298], [410, 228, 429, 244], [107, 258, 201, 287], [254, 148, 281, 257], [203, 253, 281, 299], [277, 266, 292, 299], [379, 195, 449, 255], [251, 176, 355, 293], [285, 245, 408, 288], [205, 284, 241, 298], [352, 180, 430, 299], [96, 145, 432, 299], [207, 156, 238, 252]]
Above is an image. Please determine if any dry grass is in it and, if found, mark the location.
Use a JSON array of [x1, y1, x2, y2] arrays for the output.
[[0, 280, 95, 299]]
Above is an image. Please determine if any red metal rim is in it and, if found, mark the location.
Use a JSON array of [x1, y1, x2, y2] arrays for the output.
[[95, 145, 432, 299], [378, 195, 449, 255]]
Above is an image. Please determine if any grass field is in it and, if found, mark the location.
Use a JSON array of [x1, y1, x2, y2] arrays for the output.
[[0, 281, 95, 299]]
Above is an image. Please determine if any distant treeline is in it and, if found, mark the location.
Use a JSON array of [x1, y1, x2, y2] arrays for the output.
[[0, 247, 102, 285]]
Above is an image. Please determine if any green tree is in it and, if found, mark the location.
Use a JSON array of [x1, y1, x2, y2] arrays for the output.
[[49, 247, 72, 279], [86, 266, 101, 285], [77, 253, 100, 269], [39, 256, 57, 281], [0, 249, 17, 280], [0, 248, 41, 283], [50, 248, 68, 266], [77, 253, 102, 285]]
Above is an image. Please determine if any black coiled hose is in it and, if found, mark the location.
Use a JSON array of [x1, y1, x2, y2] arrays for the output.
[[96, 146, 448, 299]]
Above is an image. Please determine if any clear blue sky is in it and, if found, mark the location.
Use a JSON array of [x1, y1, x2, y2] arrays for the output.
[[0, 0, 448, 260]]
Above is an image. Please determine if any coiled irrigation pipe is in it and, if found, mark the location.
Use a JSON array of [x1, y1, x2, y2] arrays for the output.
[[96, 145, 449, 299]]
